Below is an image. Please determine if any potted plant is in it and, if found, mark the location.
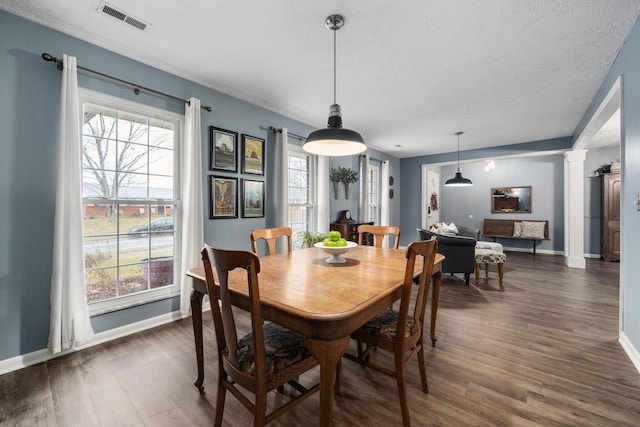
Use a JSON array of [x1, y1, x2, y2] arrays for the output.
[[340, 167, 359, 199], [329, 167, 343, 199], [295, 230, 328, 248], [330, 166, 359, 199]]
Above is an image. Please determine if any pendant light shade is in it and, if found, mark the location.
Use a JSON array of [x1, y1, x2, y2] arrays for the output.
[[304, 15, 366, 156], [445, 131, 473, 187]]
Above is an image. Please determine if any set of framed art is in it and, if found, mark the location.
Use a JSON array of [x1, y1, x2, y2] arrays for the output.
[[209, 126, 265, 219]]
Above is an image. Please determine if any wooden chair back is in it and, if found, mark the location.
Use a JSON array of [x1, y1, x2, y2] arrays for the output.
[[201, 244, 319, 426], [250, 226, 293, 255], [357, 224, 401, 249]]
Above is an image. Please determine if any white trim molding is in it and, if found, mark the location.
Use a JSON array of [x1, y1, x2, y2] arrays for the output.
[[0, 307, 210, 375]]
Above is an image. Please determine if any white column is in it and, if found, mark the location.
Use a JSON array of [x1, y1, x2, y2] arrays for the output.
[[564, 149, 587, 269]]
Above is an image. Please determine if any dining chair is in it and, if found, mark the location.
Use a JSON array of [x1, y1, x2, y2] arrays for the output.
[[201, 244, 319, 426], [342, 237, 438, 427], [250, 226, 293, 255], [357, 224, 401, 249]]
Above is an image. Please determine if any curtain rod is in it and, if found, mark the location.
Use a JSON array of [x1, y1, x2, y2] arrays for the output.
[[41, 53, 213, 112], [261, 126, 306, 141], [361, 154, 384, 163]]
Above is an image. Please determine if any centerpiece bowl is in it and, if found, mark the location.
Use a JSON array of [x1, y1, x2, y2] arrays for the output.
[[314, 241, 358, 264]]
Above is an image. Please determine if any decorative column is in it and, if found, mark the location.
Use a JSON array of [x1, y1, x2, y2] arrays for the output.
[[564, 149, 587, 269]]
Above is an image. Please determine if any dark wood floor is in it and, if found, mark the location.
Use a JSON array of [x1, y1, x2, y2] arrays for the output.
[[2, 252, 639, 426]]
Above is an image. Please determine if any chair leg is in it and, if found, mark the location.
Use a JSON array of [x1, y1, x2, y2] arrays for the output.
[[485, 263, 489, 278], [417, 344, 429, 393], [253, 392, 267, 427], [498, 263, 504, 284], [464, 272, 470, 286], [214, 379, 227, 427], [474, 263, 480, 283], [395, 355, 411, 427]]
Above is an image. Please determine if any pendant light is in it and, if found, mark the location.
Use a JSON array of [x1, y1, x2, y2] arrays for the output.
[[304, 14, 366, 156], [444, 131, 473, 187]]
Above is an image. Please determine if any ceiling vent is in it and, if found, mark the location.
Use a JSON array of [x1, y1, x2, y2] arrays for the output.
[[98, 2, 149, 31]]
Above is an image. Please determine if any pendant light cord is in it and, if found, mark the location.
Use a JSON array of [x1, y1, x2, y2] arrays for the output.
[[333, 27, 337, 105], [457, 133, 460, 169]]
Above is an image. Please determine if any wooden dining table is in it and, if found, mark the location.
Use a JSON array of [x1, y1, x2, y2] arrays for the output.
[[187, 245, 444, 426]]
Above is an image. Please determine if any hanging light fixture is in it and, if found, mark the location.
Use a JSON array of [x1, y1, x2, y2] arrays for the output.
[[304, 14, 366, 156], [444, 131, 473, 187]]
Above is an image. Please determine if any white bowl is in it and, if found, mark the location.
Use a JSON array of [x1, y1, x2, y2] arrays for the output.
[[314, 241, 358, 264]]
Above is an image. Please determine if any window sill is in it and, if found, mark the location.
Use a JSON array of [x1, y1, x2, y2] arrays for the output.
[[89, 287, 181, 316]]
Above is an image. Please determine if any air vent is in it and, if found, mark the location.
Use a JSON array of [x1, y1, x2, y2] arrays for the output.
[[98, 1, 149, 31], [124, 16, 147, 31], [101, 4, 125, 21]]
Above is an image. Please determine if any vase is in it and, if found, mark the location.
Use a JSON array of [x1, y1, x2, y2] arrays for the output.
[[333, 181, 342, 199], [344, 182, 353, 199]]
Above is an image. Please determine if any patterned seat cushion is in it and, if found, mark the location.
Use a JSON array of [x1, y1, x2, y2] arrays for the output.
[[358, 309, 415, 340], [475, 248, 507, 264], [236, 322, 311, 376]]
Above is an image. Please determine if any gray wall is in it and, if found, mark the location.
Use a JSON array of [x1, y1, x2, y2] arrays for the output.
[[584, 146, 621, 256], [399, 137, 572, 247], [438, 154, 565, 253], [0, 11, 401, 361], [574, 15, 640, 353]]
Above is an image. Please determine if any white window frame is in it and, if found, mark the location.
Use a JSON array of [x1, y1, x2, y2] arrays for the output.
[[287, 144, 317, 236], [79, 89, 183, 316]]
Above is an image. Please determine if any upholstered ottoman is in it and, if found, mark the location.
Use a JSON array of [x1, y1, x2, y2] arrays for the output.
[[474, 248, 506, 284]]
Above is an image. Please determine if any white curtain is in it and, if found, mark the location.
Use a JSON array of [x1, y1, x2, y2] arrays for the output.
[[179, 97, 204, 316], [381, 161, 390, 226], [359, 154, 369, 222], [275, 128, 289, 252], [48, 54, 95, 354], [380, 160, 391, 247], [316, 155, 330, 233]]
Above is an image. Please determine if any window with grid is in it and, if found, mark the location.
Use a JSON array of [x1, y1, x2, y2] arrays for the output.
[[80, 91, 182, 314], [367, 164, 380, 223], [287, 147, 315, 242]]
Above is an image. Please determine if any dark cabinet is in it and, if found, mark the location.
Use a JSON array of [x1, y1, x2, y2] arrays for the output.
[[330, 221, 374, 245], [601, 173, 620, 262]]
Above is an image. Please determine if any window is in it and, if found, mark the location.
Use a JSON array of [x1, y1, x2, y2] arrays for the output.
[[287, 146, 315, 243], [80, 90, 182, 314], [367, 163, 380, 223]]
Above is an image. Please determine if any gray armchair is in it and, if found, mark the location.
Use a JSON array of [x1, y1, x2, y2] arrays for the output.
[[417, 226, 480, 285]]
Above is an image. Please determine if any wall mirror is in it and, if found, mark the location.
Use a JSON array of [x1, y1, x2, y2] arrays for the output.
[[491, 186, 531, 213]]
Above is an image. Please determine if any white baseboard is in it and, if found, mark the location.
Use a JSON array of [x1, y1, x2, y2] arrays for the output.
[[619, 332, 640, 374], [502, 246, 562, 256], [0, 307, 210, 376]]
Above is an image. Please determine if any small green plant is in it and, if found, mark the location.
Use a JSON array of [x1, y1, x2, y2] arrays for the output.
[[295, 230, 328, 248], [329, 166, 359, 183]]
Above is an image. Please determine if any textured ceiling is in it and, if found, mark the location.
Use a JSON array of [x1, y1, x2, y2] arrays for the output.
[[1, 0, 638, 157]]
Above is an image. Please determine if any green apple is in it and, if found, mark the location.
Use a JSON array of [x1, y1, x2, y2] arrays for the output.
[[337, 238, 347, 247], [323, 238, 332, 246], [329, 230, 342, 241]]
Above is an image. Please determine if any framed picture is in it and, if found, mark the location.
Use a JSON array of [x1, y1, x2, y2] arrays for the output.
[[242, 179, 265, 218], [209, 126, 238, 172], [241, 134, 265, 175], [209, 176, 238, 219]]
